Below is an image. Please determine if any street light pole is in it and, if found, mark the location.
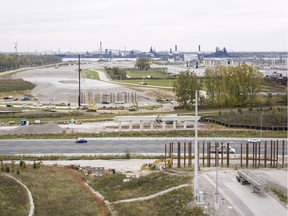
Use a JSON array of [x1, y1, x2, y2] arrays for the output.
[[78, 54, 81, 108], [215, 146, 220, 209], [215, 142, 231, 209], [194, 90, 198, 199]]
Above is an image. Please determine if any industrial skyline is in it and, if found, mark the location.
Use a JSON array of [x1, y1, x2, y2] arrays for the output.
[[0, 0, 287, 52]]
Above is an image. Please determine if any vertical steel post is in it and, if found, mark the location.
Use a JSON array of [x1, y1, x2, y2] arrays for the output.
[[221, 143, 224, 167], [188, 142, 192, 167], [270, 140, 273, 168], [264, 141, 267, 167], [246, 143, 249, 168], [202, 141, 205, 167], [255, 142, 258, 168], [258, 141, 260, 167], [276, 140, 279, 167], [240, 143, 243, 167], [184, 142, 186, 168], [165, 144, 167, 168], [282, 140, 285, 168], [252, 142, 255, 167], [273, 141, 276, 168], [227, 143, 230, 167], [172, 142, 174, 167], [207, 142, 211, 167], [177, 142, 181, 168]]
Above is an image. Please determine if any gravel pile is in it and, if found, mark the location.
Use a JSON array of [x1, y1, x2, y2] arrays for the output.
[[9, 122, 63, 135]]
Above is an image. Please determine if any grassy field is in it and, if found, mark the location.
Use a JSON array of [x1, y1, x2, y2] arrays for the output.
[[0, 129, 286, 140], [108, 67, 175, 87], [84, 69, 100, 80], [120, 79, 174, 87], [0, 79, 35, 92], [6, 164, 103, 216], [0, 174, 29, 216], [84, 171, 204, 216], [124, 68, 168, 79], [1, 164, 205, 216], [113, 187, 205, 216], [208, 107, 287, 127], [86, 172, 191, 202]]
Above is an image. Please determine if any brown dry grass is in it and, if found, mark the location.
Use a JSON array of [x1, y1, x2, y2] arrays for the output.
[[9, 164, 102, 216], [0, 173, 29, 216]]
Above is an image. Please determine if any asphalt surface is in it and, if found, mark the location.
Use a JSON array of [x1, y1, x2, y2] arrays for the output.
[[200, 169, 288, 216], [0, 138, 286, 155]]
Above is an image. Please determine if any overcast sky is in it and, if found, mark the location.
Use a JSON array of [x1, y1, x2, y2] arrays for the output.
[[0, 0, 287, 52]]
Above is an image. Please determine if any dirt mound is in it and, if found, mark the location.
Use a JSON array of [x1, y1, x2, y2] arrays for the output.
[[9, 122, 63, 135]]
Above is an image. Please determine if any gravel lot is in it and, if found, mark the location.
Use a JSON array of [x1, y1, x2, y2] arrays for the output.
[[12, 63, 143, 105]]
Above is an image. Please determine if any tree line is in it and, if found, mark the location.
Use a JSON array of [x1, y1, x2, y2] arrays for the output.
[[174, 64, 265, 109], [0, 54, 62, 72]]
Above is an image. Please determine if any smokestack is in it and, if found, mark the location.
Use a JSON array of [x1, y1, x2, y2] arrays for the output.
[[100, 42, 102, 54], [175, 45, 177, 52], [198, 45, 201, 52]]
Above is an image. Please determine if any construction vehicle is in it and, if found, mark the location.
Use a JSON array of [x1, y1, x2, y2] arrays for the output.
[[128, 101, 138, 111], [155, 114, 162, 123], [156, 96, 170, 103], [141, 159, 172, 170], [75, 120, 82, 125], [86, 94, 97, 112]]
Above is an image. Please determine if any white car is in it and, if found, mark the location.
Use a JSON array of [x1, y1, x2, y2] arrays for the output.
[[210, 146, 236, 154], [248, 138, 261, 143]]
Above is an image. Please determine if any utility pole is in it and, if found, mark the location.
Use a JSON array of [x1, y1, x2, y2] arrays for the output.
[[78, 54, 81, 108], [194, 90, 198, 199]]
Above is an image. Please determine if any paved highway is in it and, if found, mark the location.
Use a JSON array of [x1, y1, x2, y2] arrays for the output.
[[0, 138, 286, 155]]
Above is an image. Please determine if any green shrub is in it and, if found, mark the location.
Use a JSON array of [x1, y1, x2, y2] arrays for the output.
[[5, 165, 10, 173], [124, 149, 131, 159]]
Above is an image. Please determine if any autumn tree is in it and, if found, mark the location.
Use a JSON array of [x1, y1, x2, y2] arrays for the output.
[[135, 57, 151, 70], [204, 64, 264, 107], [174, 70, 201, 109]]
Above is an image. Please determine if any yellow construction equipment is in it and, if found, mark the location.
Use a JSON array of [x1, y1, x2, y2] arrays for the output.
[[141, 159, 172, 170], [156, 96, 170, 103], [128, 101, 138, 111]]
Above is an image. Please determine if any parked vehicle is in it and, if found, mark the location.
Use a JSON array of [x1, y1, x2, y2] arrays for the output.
[[21, 96, 30, 101]]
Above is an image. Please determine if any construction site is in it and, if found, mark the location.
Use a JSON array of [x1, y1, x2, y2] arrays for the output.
[[0, 58, 287, 216]]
